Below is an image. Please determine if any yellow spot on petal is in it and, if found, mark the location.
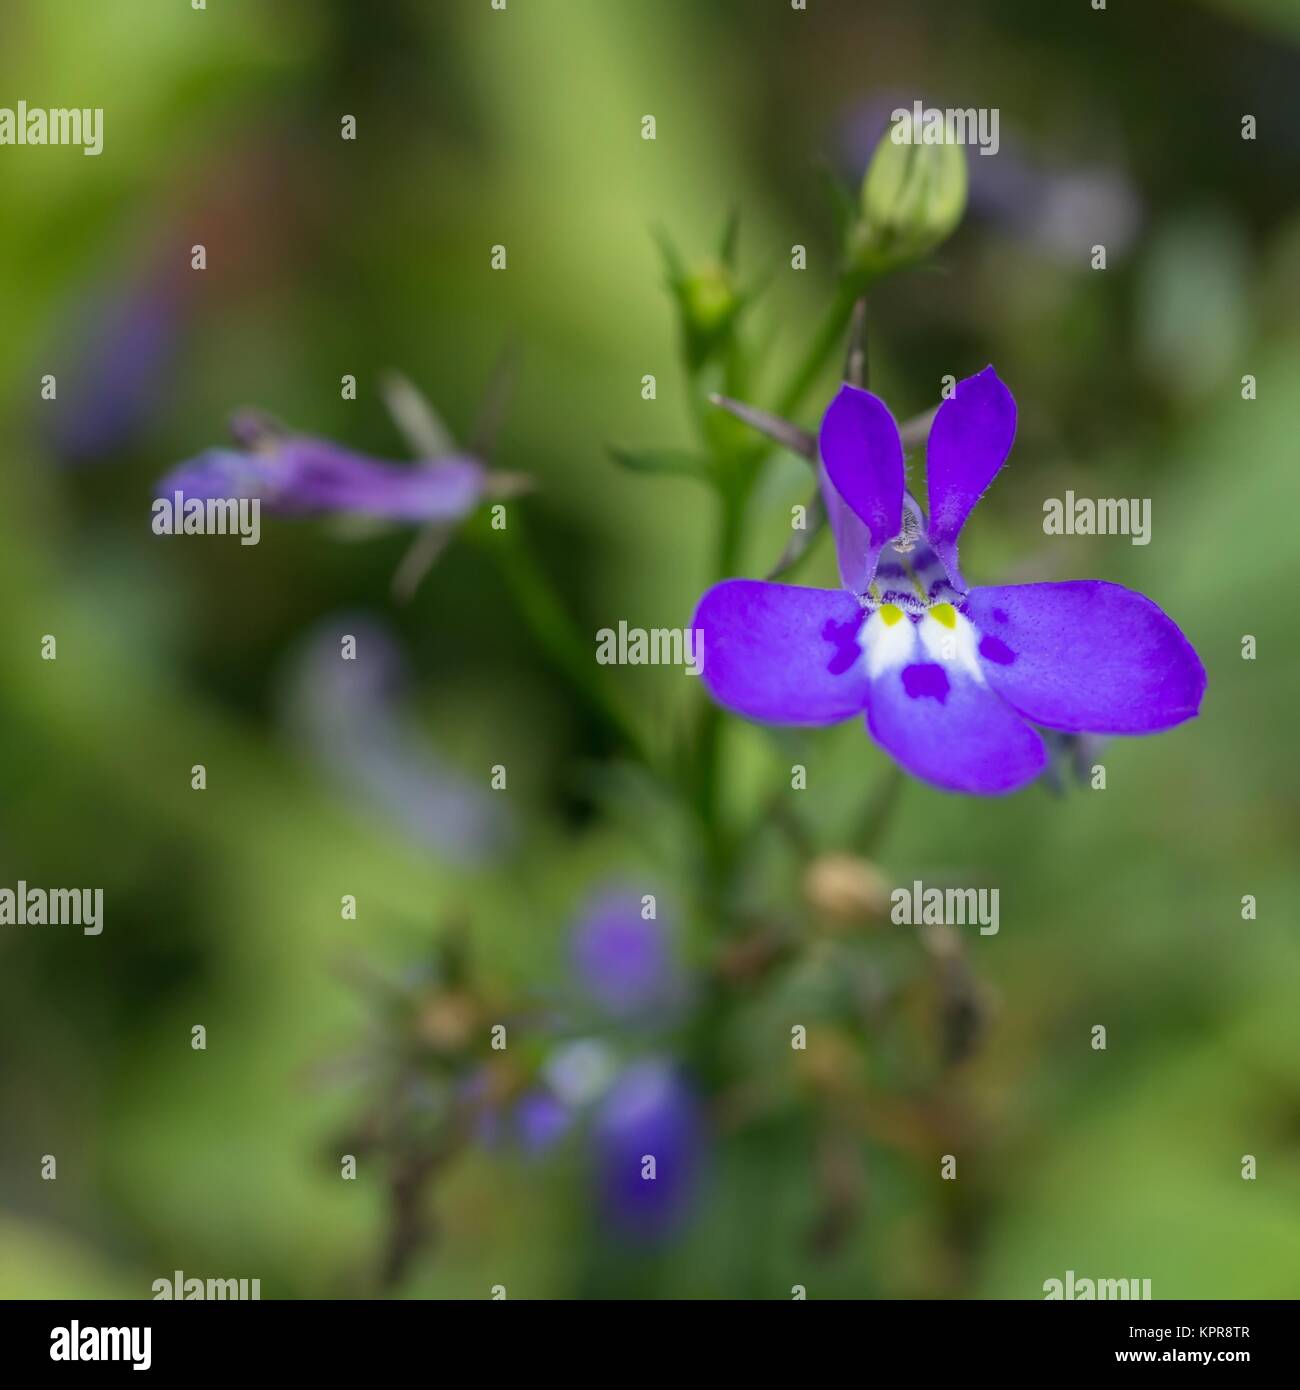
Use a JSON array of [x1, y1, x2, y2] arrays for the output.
[[880, 603, 904, 627], [929, 602, 957, 629]]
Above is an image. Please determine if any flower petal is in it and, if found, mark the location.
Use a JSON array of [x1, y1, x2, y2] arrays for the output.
[[818, 384, 904, 589], [818, 461, 878, 593], [593, 1061, 702, 1240], [862, 616, 1047, 794], [157, 440, 487, 523], [925, 366, 1017, 587], [156, 449, 278, 501], [285, 615, 511, 861], [276, 439, 486, 520], [693, 580, 870, 726], [514, 1089, 573, 1154], [570, 887, 678, 1018], [963, 580, 1206, 733]]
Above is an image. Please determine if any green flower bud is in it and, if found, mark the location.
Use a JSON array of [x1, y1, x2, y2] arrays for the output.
[[676, 259, 741, 371], [850, 114, 968, 275], [682, 261, 739, 337]]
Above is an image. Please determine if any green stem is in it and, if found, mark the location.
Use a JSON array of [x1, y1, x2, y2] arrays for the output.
[[776, 279, 864, 420], [856, 762, 905, 855], [691, 277, 864, 891], [692, 468, 749, 879], [481, 520, 649, 764]]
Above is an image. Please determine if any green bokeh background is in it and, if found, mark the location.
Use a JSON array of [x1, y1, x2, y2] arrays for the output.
[[0, 0, 1296, 1299]]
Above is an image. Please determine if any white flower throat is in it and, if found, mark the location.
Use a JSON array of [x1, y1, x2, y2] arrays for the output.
[[856, 540, 985, 684]]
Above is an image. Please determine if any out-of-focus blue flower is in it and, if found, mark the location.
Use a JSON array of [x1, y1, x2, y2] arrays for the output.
[[282, 614, 510, 862], [592, 1060, 703, 1241], [967, 142, 1142, 265], [472, 1039, 610, 1156], [569, 886, 682, 1019], [46, 272, 183, 466], [514, 1087, 574, 1154], [450, 921, 706, 1242], [158, 436, 487, 524]]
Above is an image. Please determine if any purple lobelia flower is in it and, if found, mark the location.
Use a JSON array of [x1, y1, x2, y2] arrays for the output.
[[513, 1087, 575, 1154], [592, 1060, 703, 1240], [569, 886, 681, 1019], [693, 367, 1206, 795], [158, 433, 487, 524], [47, 272, 183, 466]]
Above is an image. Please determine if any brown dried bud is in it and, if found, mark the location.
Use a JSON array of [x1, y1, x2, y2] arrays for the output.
[[803, 853, 891, 925], [415, 991, 478, 1053]]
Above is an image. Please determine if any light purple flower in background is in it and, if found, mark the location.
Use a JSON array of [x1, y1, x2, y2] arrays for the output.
[[283, 615, 510, 861], [839, 97, 1142, 266], [514, 1087, 575, 1154], [47, 275, 183, 466], [158, 435, 487, 524], [569, 887, 681, 1019], [592, 1060, 702, 1240], [967, 141, 1142, 266], [469, 1079, 573, 1157], [475, 1040, 615, 1158], [693, 368, 1205, 796]]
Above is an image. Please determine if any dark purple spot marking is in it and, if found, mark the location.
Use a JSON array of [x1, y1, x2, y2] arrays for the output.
[[979, 634, 1016, 665], [991, 607, 1009, 625], [821, 613, 865, 676], [901, 663, 950, 704]]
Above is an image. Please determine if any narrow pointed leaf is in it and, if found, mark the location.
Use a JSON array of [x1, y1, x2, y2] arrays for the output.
[[844, 297, 869, 388], [391, 522, 455, 602], [381, 371, 457, 458], [709, 394, 816, 462], [469, 343, 519, 458], [608, 445, 713, 481], [899, 406, 938, 450]]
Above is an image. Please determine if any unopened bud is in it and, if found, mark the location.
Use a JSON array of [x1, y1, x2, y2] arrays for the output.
[[850, 114, 967, 275], [682, 261, 738, 337], [803, 853, 890, 925], [416, 991, 478, 1052]]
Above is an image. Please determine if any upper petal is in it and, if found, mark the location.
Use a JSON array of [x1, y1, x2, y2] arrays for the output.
[[964, 580, 1206, 734], [925, 366, 1017, 587], [818, 461, 878, 594], [862, 609, 1047, 795], [693, 579, 870, 726], [818, 384, 904, 589]]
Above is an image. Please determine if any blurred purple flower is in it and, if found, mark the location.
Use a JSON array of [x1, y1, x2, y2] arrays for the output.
[[968, 143, 1142, 265], [592, 1060, 703, 1241], [47, 274, 183, 466], [158, 436, 487, 524], [514, 1088, 574, 1154], [283, 614, 509, 862], [569, 886, 682, 1019]]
